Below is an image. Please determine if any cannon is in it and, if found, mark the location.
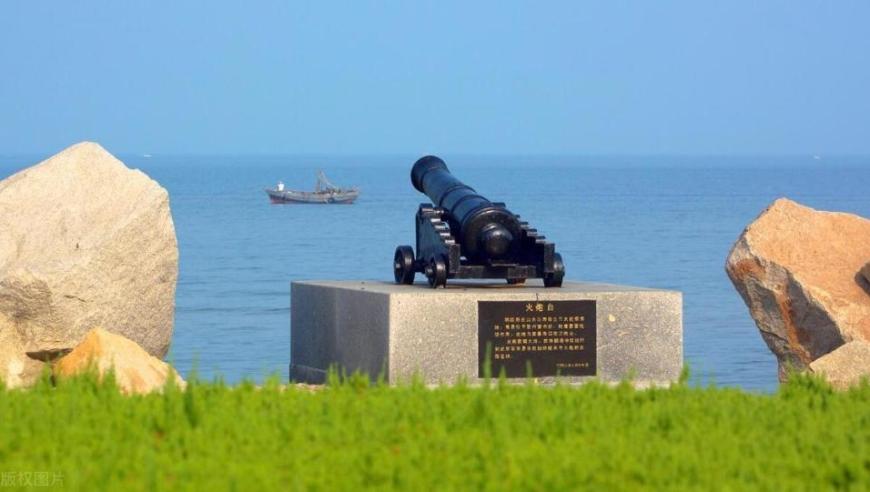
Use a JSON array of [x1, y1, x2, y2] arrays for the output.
[[393, 155, 565, 288]]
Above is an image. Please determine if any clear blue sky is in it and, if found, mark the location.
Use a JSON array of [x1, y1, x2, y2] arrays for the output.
[[1, 1, 868, 155]]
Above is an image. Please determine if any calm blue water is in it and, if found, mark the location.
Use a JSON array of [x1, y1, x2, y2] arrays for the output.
[[2, 154, 868, 391]]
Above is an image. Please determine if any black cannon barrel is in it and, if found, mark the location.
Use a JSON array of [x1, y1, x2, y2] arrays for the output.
[[411, 156, 522, 261]]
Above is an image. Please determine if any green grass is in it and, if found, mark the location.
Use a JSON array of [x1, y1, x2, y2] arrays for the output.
[[1, 372, 869, 491]]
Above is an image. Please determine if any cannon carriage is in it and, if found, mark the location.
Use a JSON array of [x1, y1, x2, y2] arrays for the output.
[[393, 156, 565, 288]]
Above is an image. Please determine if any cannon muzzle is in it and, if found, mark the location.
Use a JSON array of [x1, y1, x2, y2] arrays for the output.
[[411, 156, 521, 261]]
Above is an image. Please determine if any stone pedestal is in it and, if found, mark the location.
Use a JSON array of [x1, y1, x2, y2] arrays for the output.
[[290, 280, 682, 386]]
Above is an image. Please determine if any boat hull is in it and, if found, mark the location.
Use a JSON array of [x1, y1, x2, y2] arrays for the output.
[[265, 188, 358, 204]]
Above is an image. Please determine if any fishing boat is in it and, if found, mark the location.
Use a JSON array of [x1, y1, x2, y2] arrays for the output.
[[265, 171, 359, 204]]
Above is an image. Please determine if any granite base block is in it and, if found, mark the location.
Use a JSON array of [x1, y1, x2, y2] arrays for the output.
[[290, 280, 682, 386]]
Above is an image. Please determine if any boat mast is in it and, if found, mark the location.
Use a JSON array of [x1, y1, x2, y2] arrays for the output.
[[316, 170, 338, 192]]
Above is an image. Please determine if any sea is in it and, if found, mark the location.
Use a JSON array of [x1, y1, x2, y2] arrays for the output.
[[1, 153, 868, 392]]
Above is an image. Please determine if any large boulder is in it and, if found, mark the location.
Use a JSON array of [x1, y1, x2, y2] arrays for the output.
[[0, 142, 178, 378], [726, 198, 870, 381], [54, 327, 185, 394], [809, 341, 870, 390]]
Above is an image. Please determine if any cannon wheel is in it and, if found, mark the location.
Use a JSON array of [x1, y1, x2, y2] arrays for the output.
[[394, 246, 416, 284], [425, 257, 447, 288], [544, 253, 565, 288]]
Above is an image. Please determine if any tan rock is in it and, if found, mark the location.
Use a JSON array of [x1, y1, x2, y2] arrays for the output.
[[0, 142, 178, 359], [54, 327, 185, 394], [809, 340, 870, 389], [726, 198, 870, 380], [0, 328, 44, 389]]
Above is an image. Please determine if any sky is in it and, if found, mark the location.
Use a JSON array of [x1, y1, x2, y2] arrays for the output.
[[1, 1, 869, 155]]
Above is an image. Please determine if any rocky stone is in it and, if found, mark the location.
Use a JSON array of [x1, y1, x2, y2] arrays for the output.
[[726, 198, 870, 380], [809, 340, 870, 389], [54, 327, 185, 394], [862, 262, 870, 286], [0, 142, 178, 366], [0, 328, 44, 389]]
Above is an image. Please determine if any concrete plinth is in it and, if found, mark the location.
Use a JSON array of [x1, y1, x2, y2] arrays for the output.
[[290, 280, 682, 386]]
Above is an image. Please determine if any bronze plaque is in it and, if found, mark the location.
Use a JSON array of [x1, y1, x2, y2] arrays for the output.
[[478, 300, 596, 378]]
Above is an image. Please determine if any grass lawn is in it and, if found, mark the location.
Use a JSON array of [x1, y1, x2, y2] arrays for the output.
[[1, 372, 868, 491]]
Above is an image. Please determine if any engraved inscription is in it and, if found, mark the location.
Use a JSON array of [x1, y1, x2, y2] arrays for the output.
[[478, 300, 596, 378]]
